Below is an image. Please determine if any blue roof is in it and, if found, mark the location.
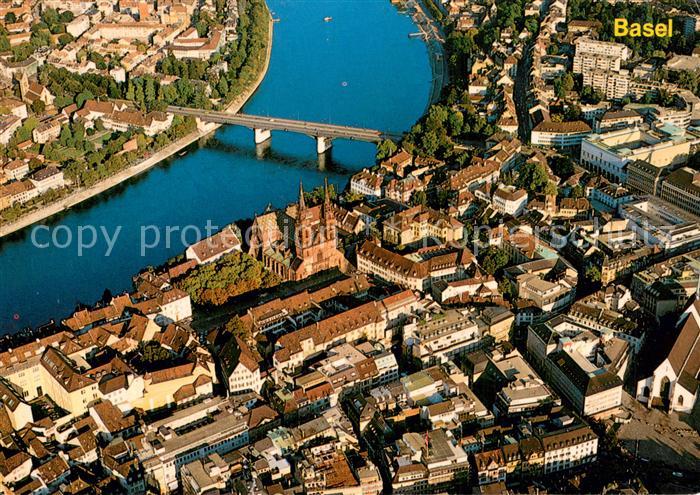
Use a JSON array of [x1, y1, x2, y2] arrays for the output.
[[657, 123, 684, 136]]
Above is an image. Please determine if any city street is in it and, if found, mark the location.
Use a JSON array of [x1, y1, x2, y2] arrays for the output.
[[514, 40, 534, 143]]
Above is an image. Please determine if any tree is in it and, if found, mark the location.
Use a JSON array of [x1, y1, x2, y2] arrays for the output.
[[544, 181, 558, 196], [161, 56, 173, 75], [447, 110, 464, 136], [58, 33, 73, 47], [304, 184, 336, 205], [9, 116, 39, 146], [217, 76, 230, 97], [125, 81, 135, 101], [524, 16, 538, 34], [481, 247, 510, 275], [5, 12, 16, 24], [58, 11, 74, 23], [562, 73, 575, 93], [176, 251, 281, 306], [585, 265, 601, 282], [376, 139, 398, 161], [134, 341, 174, 369], [581, 86, 603, 104], [134, 83, 146, 110], [564, 103, 582, 122], [411, 190, 427, 206], [145, 77, 156, 110], [28, 157, 43, 170], [657, 89, 675, 107], [225, 315, 251, 340], [425, 105, 449, 130], [498, 279, 518, 301], [59, 125, 73, 146], [419, 130, 440, 156], [31, 100, 45, 115], [675, 70, 699, 94], [554, 73, 574, 99], [517, 161, 549, 194], [549, 155, 574, 178], [76, 90, 94, 108]]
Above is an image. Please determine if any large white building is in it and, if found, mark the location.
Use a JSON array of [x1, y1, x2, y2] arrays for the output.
[[29, 166, 65, 194], [40, 346, 99, 416], [583, 69, 631, 100], [505, 257, 578, 316], [574, 38, 635, 102], [531, 121, 592, 149], [491, 353, 557, 418], [581, 126, 696, 183], [492, 185, 528, 216], [573, 37, 630, 75]]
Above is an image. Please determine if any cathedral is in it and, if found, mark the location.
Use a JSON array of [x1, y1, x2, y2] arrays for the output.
[[248, 180, 348, 281]]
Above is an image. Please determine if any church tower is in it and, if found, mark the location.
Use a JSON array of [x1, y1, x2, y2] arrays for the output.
[[296, 181, 311, 251], [322, 178, 336, 243]]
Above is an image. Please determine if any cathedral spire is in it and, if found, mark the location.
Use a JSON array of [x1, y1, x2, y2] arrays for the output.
[[322, 177, 335, 228], [323, 178, 331, 207], [298, 181, 306, 211]]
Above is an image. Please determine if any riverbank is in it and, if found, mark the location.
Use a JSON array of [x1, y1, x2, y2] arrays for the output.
[[0, 11, 274, 240], [0, 0, 433, 332], [411, 0, 448, 107]]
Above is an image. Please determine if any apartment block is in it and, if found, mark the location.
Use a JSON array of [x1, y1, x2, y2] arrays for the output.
[[573, 37, 630, 74], [583, 70, 630, 100]]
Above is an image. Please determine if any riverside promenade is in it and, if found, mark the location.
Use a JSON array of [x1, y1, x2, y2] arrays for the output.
[[0, 14, 274, 240]]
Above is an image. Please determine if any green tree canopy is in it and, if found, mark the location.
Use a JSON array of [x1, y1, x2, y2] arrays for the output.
[[481, 247, 510, 275], [517, 161, 550, 194], [176, 251, 280, 306], [376, 139, 398, 161]]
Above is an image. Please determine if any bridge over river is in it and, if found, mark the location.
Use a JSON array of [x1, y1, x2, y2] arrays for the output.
[[167, 105, 403, 153]]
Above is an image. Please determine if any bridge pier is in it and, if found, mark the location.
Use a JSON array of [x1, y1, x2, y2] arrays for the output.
[[316, 136, 332, 154], [318, 147, 331, 171], [255, 139, 271, 159], [254, 128, 271, 144]]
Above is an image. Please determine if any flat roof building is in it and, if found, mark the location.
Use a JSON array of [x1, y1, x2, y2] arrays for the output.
[[581, 126, 698, 183]]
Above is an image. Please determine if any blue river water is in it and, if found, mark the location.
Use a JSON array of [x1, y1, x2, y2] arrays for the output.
[[0, 0, 432, 333]]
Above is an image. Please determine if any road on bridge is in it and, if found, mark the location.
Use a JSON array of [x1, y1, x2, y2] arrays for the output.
[[166, 105, 403, 143]]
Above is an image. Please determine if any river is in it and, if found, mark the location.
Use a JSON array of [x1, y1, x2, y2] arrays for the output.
[[0, 0, 432, 333]]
